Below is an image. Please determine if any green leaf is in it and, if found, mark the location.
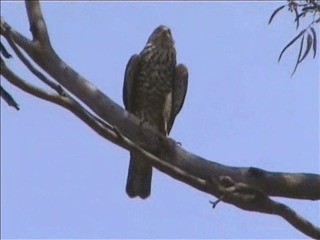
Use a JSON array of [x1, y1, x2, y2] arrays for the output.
[[293, 7, 299, 29], [310, 27, 317, 58], [269, 5, 286, 25], [292, 35, 305, 76], [279, 29, 306, 62], [299, 33, 312, 63]]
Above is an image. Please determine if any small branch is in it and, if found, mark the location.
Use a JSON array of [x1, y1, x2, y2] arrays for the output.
[[0, 63, 119, 148], [208, 176, 320, 239], [1, 17, 35, 58], [5, 27, 64, 94], [25, 0, 51, 47], [1, 62, 66, 107], [276, 202, 320, 239], [2, 31, 125, 143]]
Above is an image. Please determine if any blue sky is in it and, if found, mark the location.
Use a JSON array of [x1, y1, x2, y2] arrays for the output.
[[1, 2, 319, 239]]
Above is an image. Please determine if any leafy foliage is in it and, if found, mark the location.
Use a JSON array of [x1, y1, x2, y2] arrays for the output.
[[269, 0, 319, 76]]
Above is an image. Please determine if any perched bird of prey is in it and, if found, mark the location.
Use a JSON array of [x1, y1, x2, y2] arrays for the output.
[[123, 25, 188, 199]]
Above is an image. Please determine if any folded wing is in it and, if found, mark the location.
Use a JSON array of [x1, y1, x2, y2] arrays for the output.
[[168, 64, 188, 134]]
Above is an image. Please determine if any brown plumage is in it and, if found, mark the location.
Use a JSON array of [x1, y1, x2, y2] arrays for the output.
[[123, 25, 188, 199]]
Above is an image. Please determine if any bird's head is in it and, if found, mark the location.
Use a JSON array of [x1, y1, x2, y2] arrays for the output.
[[146, 25, 174, 48]]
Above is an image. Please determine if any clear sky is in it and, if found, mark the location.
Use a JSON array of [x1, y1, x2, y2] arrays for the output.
[[1, 2, 319, 239]]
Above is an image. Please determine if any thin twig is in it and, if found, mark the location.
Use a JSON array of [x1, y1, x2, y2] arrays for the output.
[[5, 27, 65, 95]]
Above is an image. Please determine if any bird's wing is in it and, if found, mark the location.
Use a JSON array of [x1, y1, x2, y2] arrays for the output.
[[168, 64, 188, 134], [123, 54, 140, 111]]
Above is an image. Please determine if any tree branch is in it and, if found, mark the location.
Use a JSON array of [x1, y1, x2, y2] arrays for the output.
[[4, 25, 64, 94], [209, 176, 320, 239], [1, 17, 36, 59], [25, 1, 51, 46], [0, 59, 120, 149]]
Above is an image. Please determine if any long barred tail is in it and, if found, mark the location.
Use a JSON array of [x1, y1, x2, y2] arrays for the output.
[[126, 152, 152, 199]]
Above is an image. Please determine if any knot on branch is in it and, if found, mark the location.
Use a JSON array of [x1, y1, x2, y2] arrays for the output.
[[209, 176, 272, 212]]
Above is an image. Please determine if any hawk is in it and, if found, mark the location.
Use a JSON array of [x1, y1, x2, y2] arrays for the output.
[[123, 25, 188, 199]]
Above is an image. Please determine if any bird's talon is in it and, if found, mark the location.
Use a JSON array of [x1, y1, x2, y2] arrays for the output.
[[209, 199, 221, 209]]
